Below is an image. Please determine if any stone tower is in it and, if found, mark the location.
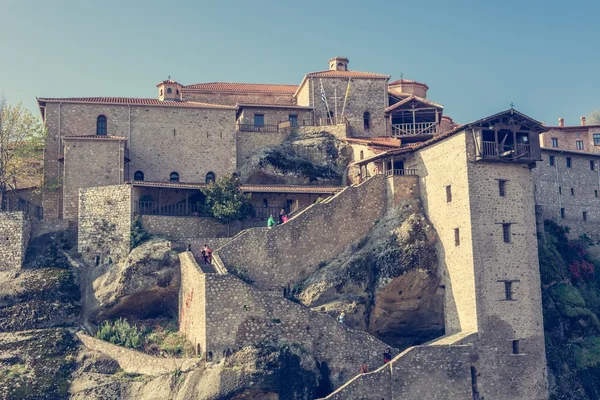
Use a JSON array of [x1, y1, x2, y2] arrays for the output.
[[157, 78, 182, 101], [328, 56, 349, 71]]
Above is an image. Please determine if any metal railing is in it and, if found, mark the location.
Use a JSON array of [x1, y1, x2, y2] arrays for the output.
[[391, 122, 437, 136], [236, 124, 279, 133], [133, 201, 211, 217], [383, 169, 418, 176]]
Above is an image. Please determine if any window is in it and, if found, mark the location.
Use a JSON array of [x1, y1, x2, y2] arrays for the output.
[[549, 155, 555, 166], [263, 199, 268, 208], [551, 138, 558, 148], [504, 281, 514, 300], [160, 89, 163, 96], [96, 115, 107, 135], [446, 185, 452, 203], [571, 188, 575, 196], [133, 171, 144, 181], [594, 134, 600, 146], [566, 157, 572, 168], [591, 160, 596, 171], [595, 190, 598, 198], [577, 141, 584, 150], [560, 208, 565, 218], [289, 114, 298, 127], [205, 171, 215, 184], [363, 112, 370, 130], [498, 180, 507, 197], [176, 89, 180, 95], [502, 223, 511, 243], [360, 150, 364, 160], [169, 172, 179, 183], [583, 211, 588, 221], [559, 186, 562, 195], [254, 114, 264, 126], [454, 228, 460, 246], [512, 340, 520, 355], [167, 88, 172, 94]]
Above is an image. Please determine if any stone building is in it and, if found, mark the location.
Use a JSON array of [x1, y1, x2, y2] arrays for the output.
[[533, 117, 600, 241], [25, 56, 560, 398]]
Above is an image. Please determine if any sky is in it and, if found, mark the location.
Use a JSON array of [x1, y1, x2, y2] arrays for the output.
[[1, 0, 599, 126]]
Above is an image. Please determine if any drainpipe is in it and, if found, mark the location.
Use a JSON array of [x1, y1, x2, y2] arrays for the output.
[[58, 102, 62, 219], [128, 104, 131, 180]]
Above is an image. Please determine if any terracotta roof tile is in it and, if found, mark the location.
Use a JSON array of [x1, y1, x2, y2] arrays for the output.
[[156, 79, 181, 87], [37, 97, 235, 109], [388, 79, 429, 89], [183, 82, 298, 94], [344, 137, 401, 148], [63, 135, 127, 140], [131, 180, 343, 194], [385, 95, 443, 113], [306, 70, 390, 79]]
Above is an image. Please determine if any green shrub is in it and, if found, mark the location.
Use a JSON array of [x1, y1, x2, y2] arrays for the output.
[[130, 216, 151, 249], [549, 284, 586, 307], [96, 318, 146, 350]]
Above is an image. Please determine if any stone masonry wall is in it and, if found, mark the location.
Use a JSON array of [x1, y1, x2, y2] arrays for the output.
[[182, 90, 295, 106], [62, 138, 125, 220], [404, 132, 478, 334], [78, 184, 132, 264], [179, 252, 207, 356], [321, 344, 472, 400], [140, 215, 232, 239], [540, 127, 600, 154], [237, 107, 312, 127], [216, 175, 388, 290], [533, 149, 600, 240], [0, 212, 31, 271]]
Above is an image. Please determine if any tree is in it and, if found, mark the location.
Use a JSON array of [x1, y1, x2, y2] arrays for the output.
[[0, 98, 45, 211], [200, 174, 253, 235], [588, 110, 600, 125]]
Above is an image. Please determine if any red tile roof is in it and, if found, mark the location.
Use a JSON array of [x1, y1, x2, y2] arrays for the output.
[[385, 95, 443, 113], [37, 97, 236, 109], [156, 79, 181, 87], [344, 137, 401, 148], [62, 135, 127, 140], [306, 70, 390, 79], [183, 82, 299, 94], [131, 180, 343, 194], [389, 79, 429, 89], [544, 124, 600, 130]]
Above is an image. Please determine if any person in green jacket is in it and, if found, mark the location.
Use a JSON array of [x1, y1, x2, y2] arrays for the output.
[[267, 214, 276, 229]]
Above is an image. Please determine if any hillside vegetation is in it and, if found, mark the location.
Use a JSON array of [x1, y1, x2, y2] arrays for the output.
[[540, 220, 600, 399]]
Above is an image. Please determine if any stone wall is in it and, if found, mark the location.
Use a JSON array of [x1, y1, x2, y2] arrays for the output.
[[236, 131, 290, 170], [42, 101, 237, 218], [178, 250, 393, 388], [30, 219, 71, 239], [321, 344, 472, 400], [63, 137, 126, 220], [405, 132, 478, 334], [0, 212, 31, 271], [237, 107, 312, 126], [76, 332, 201, 376], [182, 90, 295, 106], [178, 252, 207, 356], [533, 149, 600, 240], [540, 126, 600, 153], [217, 175, 388, 290], [140, 215, 232, 239], [294, 124, 348, 140], [78, 184, 132, 264]]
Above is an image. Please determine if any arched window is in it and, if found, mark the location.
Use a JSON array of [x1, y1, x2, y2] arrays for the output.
[[176, 89, 180, 95], [205, 171, 216, 184], [97, 115, 107, 135], [160, 89, 163, 96], [167, 88, 172, 94], [170, 172, 179, 183], [134, 170, 144, 181], [360, 150, 364, 160], [363, 112, 370, 130]]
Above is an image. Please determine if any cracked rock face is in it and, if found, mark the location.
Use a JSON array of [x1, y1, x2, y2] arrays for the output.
[[296, 202, 444, 348], [239, 132, 352, 186], [91, 239, 180, 321]]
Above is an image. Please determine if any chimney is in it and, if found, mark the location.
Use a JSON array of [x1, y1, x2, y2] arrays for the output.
[[581, 116, 586, 126], [558, 118, 564, 127]]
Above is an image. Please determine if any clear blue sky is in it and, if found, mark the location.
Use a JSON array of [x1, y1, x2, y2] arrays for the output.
[[1, 0, 599, 126]]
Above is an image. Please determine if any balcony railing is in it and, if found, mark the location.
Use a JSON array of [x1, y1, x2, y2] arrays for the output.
[[391, 122, 437, 136], [481, 141, 531, 159], [236, 124, 280, 133], [133, 201, 211, 217], [383, 169, 419, 176]]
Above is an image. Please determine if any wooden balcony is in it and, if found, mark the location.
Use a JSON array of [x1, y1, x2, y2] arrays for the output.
[[236, 124, 280, 133], [481, 141, 533, 159], [383, 169, 418, 176], [391, 122, 437, 137]]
